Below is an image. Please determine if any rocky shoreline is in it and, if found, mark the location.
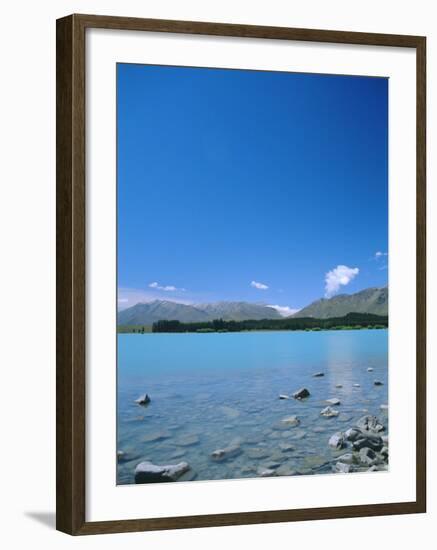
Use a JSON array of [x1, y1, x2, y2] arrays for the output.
[[119, 367, 388, 484]]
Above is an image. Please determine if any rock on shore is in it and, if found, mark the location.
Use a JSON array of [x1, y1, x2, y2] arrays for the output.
[[330, 415, 388, 474]]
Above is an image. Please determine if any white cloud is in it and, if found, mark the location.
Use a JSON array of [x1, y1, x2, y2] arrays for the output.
[[375, 251, 388, 259], [325, 265, 359, 298], [148, 282, 185, 292], [251, 280, 269, 290], [268, 305, 300, 317]]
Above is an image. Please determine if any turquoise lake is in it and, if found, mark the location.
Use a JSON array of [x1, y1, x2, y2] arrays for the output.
[[117, 329, 388, 483]]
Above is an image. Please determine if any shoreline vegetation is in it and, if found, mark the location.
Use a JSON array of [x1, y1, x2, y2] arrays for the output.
[[118, 312, 388, 334]]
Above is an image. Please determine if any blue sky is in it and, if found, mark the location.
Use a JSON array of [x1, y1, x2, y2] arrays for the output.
[[117, 63, 388, 313]]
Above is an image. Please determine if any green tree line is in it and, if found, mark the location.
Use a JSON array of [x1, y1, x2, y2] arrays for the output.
[[150, 312, 388, 333]]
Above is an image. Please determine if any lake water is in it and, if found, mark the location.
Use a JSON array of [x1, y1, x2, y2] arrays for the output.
[[117, 329, 388, 483]]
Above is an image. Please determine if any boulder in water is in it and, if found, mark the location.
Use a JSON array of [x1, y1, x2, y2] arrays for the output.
[[320, 406, 339, 418], [134, 461, 189, 483], [210, 444, 242, 462], [135, 393, 151, 406], [292, 388, 310, 399]]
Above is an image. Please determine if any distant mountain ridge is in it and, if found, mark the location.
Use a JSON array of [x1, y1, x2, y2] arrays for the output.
[[292, 287, 388, 319], [117, 287, 388, 326], [117, 300, 281, 325]]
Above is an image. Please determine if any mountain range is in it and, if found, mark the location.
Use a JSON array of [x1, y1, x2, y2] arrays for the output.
[[117, 286, 388, 325], [292, 286, 388, 319], [117, 300, 282, 325]]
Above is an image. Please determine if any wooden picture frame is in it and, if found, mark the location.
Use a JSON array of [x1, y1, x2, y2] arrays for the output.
[[56, 13, 426, 535]]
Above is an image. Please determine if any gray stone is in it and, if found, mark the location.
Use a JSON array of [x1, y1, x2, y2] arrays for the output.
[[292, 388, 310, 399], [257, 468, 276, 477], [135, 394, 151, 406], [335, 384, 343, 388], [381, 446, 389, 459], [278, 442, 294, 452], [320, 406, 339, 417], [345, 428, 361, 441], [142, 430, 171, 443], [276, 463, 297, 476], [336, 453, 356, 465], [367, 367, 374, 372], [210, 445, 242, 462], [353, 384, 361, 388], [134, 461, 189, 483], [313, 372, 325, 377], [281, 415, 300, 427], [356, 415, 385, 435], [328, 432, 345, 450], [279, 394, 290, 400], [374, 380, 384, 386], [303, 455, 326, 469], [352, 436, 383, 452], [359, 447, 378, 466], [261, 461, 282, 469], [246, 448, 272, 460], [334, 462, 352, 473], [326, 398, 341, 406]]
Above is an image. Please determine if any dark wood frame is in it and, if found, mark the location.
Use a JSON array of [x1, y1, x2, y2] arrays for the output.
[[56, 13, 427, 536]]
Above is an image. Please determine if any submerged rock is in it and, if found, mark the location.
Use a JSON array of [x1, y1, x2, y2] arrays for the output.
[[335, 384, 343, 388], [367, 367, 374, 372], [320, 406, 339, 418], [210, 444, 242, 462], [246, 447, 272, 460], [276, 462, 297, 476], [279, 394, 290, 400], [380, 404, 389, 411], [326, 398, 341, 406], [134, 461, 189, 483], [174, 434, 200, 447], [281, 415, 300, 427], [353, 384, 361, 388], [135, 394, 151, 406], [142, 430, 171, 443], [292, 388, 310, 399], [278, 442, 294, 452], [374, 380, 384, 386], [328, 432, 345, 450], [356, 415, 385, 435], [313, 372, 325, 378]]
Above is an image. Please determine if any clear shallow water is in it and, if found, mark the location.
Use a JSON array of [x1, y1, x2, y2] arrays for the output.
[[117, 330, 388, 483]]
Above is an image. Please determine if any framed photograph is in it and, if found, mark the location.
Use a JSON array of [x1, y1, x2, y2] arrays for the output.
[[56, 14, 426, 535]]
